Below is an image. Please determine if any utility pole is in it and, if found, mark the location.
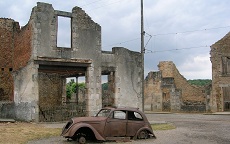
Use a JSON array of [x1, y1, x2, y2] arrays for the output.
[[141, 0, 145, 112]]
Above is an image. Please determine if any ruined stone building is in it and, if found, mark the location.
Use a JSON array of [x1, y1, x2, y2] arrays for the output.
[[0, 2, 143, 122], [144, 61, 210, 112], [210, 32, 230, 112]]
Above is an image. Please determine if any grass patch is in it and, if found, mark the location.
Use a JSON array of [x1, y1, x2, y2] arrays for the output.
[[0, 122, 61, 144], [151, 123, 176, 130]]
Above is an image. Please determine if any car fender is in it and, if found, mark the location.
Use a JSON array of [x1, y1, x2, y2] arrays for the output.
[[133, 127, 155, 139], [68, 123, 105, 141]]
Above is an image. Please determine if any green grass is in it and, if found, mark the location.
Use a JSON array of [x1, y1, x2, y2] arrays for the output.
[[151, 123, 176, 130]]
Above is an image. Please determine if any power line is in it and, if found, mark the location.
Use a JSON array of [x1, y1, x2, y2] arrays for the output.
[[102, 25, 229, 49], [102, 37, 140, 48], [80, 0, 105, 7], [145, 45, 209, 54], [152, 26, 230, 36], [86, 0, 124, 11]]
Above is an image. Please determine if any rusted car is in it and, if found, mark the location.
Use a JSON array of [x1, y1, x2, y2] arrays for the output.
[[61, 107, 156, 143]]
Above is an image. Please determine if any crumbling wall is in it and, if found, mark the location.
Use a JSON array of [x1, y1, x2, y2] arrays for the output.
[[159, 61, 206, 112], [0, 18, 34, 120], [13, 24, 32, 71], [1, 2, 143, 121], [145, 61, 207, 112], [0, 19, 15, 101]]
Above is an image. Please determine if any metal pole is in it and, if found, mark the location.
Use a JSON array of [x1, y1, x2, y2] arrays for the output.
[[141, 0, 145, 112]]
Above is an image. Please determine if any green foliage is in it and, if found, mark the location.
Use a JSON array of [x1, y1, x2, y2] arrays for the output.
[[102, 83, 108, 90], [66, 81, 108, 99], [187, 79, 212, 86], [66, 79, 85, 99]]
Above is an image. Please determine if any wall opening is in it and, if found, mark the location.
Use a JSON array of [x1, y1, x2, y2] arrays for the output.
[[57, 16, 71, 48], [102, 72, 115, 107], [66, 76, 86, 104]]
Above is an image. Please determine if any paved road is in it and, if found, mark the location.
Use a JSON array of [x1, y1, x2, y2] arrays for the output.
[[28, 113, 230, 144]]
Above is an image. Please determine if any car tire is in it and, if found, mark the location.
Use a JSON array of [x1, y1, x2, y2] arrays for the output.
[[138, 130, 148, 139], [78, 136, 86, 144]]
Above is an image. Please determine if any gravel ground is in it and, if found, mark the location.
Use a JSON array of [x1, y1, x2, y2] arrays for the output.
[[28, 113, 230, 144]]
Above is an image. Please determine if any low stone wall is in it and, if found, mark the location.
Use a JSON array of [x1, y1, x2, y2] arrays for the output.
[[39, 103, 86, 122], [0, 101, 15, 119], [0, 101, 35, 121], [181, 104, 206, 112]]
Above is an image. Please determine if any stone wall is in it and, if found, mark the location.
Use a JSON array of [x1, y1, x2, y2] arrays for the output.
[[210, 32, 230, 112], [145, 61, 208, 112], [38, 73, 63, 108], [144, 71, 162, 111]]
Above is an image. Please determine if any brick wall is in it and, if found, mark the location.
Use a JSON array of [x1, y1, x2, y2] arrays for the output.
[[0, 18, 32, 101], [0, 18, 15, 101], [13, 24, 32, 71]]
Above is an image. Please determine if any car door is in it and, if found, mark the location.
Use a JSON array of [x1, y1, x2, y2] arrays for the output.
[[126, 111, 145, 137], [104, 110, 127, 137]]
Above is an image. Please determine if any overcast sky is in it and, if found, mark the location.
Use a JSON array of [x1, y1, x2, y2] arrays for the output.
[[1, 0, 230, 80]]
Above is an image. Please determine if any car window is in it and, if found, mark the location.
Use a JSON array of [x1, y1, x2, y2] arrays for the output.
[[113, 111, 126, 120], [128, 111, 143, 121], [96, 109, 111, 117]]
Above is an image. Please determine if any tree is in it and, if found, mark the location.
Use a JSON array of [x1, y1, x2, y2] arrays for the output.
[[66, 80, 86, 99], [187, 79, 211, 86]]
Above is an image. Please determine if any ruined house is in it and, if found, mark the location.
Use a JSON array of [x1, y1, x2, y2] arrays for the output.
[[210, 32, 230, 112], [144, 61, 210, 112], [0, 2, 143, 122]]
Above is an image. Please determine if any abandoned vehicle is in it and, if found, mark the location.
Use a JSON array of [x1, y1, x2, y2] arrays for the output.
[[61, 107, 155, 143]]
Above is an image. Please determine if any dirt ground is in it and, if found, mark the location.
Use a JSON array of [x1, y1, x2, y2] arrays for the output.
[[0, 122, 60, 144], [27, 113, 230, 144]]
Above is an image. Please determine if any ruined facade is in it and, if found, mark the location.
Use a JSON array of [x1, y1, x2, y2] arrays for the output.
[[0, 2, 142, 122], [210, 32, 230, 112], [144, 61, 210, 112]]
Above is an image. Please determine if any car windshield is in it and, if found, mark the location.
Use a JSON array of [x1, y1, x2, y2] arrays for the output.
[[96, 109, 111, 117]]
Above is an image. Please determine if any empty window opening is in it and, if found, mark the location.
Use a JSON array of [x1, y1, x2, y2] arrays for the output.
[[66, 77, 86, 104], [102, 72, 115, 107], [9, 68, 13, 71], [1, 68, 4, 71], [57, 16, 71, 48]]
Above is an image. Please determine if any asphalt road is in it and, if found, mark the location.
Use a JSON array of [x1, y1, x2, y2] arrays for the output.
[[28, 113, 230, 144]]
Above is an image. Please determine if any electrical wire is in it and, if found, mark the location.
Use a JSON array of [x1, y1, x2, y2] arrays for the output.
[[145, 45, 209, 54], [102, 25, 229, 52], [86, 0, 124, 11], [152, 26, 230, 36]]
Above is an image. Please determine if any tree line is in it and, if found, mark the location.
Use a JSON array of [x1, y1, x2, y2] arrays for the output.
[[67, 79, 211, 98]]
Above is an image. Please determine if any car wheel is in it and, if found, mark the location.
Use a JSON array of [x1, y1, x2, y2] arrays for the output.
[[138, 130, 148, 139], [78, 136, 86, 144]]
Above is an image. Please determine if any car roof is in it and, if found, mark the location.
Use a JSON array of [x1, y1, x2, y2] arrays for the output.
[[103, 106, 140, 111], [101, 107, 148, 121]]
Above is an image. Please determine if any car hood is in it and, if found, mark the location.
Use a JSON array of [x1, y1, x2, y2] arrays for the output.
[[72, 116, 107, 123]]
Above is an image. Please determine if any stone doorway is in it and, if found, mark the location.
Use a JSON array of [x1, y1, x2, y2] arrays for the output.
[[223, 87, 230, 111], [35, 58, 90, 122]]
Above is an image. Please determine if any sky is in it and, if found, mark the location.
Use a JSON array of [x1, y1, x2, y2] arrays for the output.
[[1, 0, 230, 80]]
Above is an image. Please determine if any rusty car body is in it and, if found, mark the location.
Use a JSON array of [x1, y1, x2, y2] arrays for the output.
[[61, 107, 156, 143]]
